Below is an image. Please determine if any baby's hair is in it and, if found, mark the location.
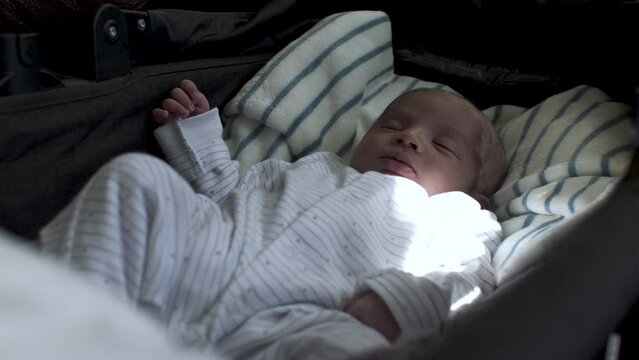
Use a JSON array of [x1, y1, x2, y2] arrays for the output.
[[456, 94, 506, 199], [477, 112, 507, 198]]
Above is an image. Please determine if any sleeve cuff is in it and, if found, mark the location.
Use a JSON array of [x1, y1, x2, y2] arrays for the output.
[[359, 269, 448, 335], [153, 108, 224, 160]]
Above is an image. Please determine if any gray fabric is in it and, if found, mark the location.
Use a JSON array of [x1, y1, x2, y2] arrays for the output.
[[0, 0, 151, 32], [0, 55, 268, 239], [0, 2, 323, 239]]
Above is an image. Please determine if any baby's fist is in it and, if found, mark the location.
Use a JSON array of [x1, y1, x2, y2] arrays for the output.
[[152, 79, 210, 125]]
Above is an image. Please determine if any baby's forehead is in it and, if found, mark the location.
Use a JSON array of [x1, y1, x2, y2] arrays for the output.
[[397, 88, 462, 102], [381, 88, 497, 139], [396, 90, 484, 123], [390, 89, 479, 117]]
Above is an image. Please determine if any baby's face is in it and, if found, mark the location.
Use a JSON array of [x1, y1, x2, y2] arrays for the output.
[[350, 89, 495, 202]]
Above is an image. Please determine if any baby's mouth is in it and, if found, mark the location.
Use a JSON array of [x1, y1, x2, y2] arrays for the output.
[[380, 155, 416, 179]]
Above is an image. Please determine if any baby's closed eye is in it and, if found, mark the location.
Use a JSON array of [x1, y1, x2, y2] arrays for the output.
[[434, 141, 459, 158], [379, 119, 402, 130]]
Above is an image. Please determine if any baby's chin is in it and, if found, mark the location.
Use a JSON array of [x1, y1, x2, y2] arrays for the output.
[[351, 162, 419, 184]]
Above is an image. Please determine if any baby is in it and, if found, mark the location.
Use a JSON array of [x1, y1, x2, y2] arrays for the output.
[[40, 80, 506, 360]]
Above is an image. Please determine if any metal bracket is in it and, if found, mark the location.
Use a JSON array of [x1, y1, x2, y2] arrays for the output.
[[36, 4, 130, 82], [0, 33, 41, 95], [122, 9, 152, 66], [0, 5, 152, 95], [91, 4, 130, 81], [0, 33, 63, 96]]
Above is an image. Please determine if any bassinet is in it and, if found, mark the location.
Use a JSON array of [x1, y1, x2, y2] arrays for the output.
[[1, 0, 638, 359]]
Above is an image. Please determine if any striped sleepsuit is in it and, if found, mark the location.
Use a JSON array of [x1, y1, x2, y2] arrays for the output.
[[40, 108, 502, 360]]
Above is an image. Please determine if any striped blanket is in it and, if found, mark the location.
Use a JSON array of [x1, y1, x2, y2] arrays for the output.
[[487, 87, 635, 282], [222, 11, 453, 166], [222, 10, 636, 284]]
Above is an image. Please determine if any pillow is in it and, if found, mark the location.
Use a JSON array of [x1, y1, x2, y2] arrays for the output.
[[222, 10, 636, 284]]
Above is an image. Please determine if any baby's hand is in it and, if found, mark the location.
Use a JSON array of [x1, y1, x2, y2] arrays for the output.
[[152, 79, 210, 125], [344, 291, 400, 342]]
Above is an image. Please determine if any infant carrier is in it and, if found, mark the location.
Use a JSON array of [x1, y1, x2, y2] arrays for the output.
[[1, 0, 638, 359]]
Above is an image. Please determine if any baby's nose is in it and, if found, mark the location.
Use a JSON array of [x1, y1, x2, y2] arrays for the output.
[[395, 135, 420, 151]]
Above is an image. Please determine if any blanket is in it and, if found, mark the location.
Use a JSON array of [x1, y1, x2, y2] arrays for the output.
[[222, 10, 636, 284], [487, 88, 635, 281], [223, 10, 451, 166]]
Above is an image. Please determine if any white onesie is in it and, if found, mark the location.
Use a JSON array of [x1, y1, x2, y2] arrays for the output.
[[40, 108, 502, 360]]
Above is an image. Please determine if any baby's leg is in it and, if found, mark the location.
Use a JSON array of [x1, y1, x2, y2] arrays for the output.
[[267, 316, 389, 360], [219, 305, 390, 360], [39, 153, 241, 341]]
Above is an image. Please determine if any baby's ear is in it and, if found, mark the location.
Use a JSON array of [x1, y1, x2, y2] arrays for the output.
[[472, 193, 490, 209]]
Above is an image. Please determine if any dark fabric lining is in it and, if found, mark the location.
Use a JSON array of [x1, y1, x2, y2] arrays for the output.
[[0, 55, 269, 239]]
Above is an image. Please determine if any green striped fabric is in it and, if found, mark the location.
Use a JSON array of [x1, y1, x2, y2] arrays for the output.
[[486, 86, 634, 282]]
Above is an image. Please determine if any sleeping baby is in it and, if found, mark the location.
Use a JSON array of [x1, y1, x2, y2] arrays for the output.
[[40, 80, 506, 360]]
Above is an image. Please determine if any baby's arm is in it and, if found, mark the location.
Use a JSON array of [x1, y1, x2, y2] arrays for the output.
[[351, 253, 495, 340], [348, 195, 501, 341], [152, 79, 241, 202]]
